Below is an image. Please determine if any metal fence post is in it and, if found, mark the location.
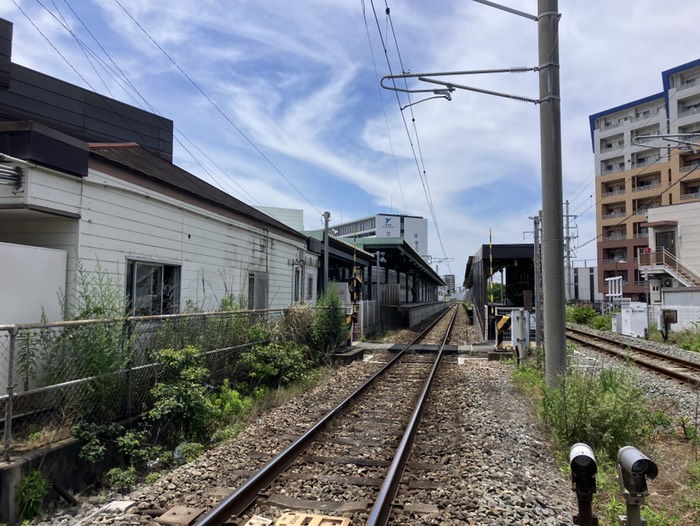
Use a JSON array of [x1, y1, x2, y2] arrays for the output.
[[122, 318, 134, 417], [3, 326, 18, 461]]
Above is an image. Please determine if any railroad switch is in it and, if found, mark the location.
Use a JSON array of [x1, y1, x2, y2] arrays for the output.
[[274, 512, 351, 526]]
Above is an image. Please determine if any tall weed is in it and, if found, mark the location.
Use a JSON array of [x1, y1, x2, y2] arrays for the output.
[[540, 368, 650, 461]]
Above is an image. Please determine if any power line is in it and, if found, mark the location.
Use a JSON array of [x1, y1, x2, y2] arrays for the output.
[[360, 0, 408, 215], [577, 159, 700, 251], [368, 1, 450, 271], [113, 0, 324, 217], [29, 0, 268, 211]]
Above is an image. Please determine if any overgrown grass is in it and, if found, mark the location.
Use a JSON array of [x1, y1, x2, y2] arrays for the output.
[[512, 359, 700, 525], [566, 304, 613, 331]]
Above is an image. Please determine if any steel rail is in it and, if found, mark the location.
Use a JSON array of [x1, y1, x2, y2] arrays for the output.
[[197, 305, 455, 526], [365, 305, 458, 526], [566, 329, 700, 387]]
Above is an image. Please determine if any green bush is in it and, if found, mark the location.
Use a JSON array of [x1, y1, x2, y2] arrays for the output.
[[565, 305, 597, 325], [106, 466, 136, 491], [240, 341, 312, 389], [590, 314, 613, 331], [148, 346, 217, 444], [211, 379, 253, 421], [211, 424, 245, 444], [173, 442, 205, 465], [310, 283, 347, 364], [18, 470, 48, 520], [42, 263, 136, 420], [540, 368, 651, 461]]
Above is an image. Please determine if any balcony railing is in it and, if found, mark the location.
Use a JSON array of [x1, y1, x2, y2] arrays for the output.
[[602, 165, 626, 175], [677, 78, 698, 91], [680, 161, 700, 173], [632, 181, 661, 192], [601, 142, 624, 153], [602, 211, 626, 219], [681, 191, 700, 200], [633, 232, 649, 239], [632, 108, 661, 122], [604, 233, 627, 241], [603, 258, 628, 264], [632, 157, 661, 169], [679, 106, 700, 118], [601, 188, 626, 197]]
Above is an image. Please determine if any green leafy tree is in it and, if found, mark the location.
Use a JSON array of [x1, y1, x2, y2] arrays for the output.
[[43, 262, 135, 420]]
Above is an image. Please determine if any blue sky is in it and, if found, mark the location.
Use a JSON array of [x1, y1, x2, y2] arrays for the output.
[[3, 0, 699, 279]]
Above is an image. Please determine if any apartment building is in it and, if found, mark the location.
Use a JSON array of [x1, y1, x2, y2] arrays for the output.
[[590, 58, 700, 300]]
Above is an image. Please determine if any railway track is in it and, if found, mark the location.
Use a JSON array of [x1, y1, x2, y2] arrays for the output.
[[566, 326, 700, 386], [192, 305, 459, 526]]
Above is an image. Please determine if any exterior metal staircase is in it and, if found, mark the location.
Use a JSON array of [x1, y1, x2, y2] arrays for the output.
[[639, 248, 700, 287]]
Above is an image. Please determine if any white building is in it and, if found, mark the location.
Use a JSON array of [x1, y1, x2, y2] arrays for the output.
[[0, 126, 316, 323], [332, 214, 428, 256]]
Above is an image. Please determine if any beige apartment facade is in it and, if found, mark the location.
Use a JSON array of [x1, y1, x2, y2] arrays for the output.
[[590, 58, 700, 300]]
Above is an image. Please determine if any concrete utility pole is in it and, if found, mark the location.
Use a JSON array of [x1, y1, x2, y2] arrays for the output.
[[538, 0, 566, 385], [323, 211, 330, 292], [532, 211, 542, 353], [378, 1, 567, 384], [564, 199, 571, 302]]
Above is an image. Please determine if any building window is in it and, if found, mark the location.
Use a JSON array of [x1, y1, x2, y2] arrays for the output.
[[126, 261, 180, 315], [307, 275, 313, 300], [248, 272, 269, 310], [293, 268, 301, 302]]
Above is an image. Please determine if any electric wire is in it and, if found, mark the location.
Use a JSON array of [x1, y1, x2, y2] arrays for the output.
[[360, 0, 408, 216], [567, 104, 692, 256], [29, 0, 268, 211], [113, 0, 324, 217], [577, 161, 700, 251], [384, 2, 444, 258], [369, 1, 450, 271]]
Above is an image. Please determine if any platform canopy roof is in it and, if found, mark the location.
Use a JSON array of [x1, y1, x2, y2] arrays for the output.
[[355, 237, 445, 286]]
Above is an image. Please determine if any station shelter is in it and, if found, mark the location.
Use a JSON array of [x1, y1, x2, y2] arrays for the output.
[[306, 234, 447, 333], [464, 243, 535, 341]]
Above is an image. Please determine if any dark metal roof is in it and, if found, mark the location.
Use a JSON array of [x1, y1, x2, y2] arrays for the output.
[[356, 237, 445, 285], [89, 143, 306, 241]]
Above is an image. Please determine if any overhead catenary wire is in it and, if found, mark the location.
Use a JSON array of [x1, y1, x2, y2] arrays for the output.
[[368, 1, 450, 272], [360, 0, 408, 216], [567, 103, 696, 255]]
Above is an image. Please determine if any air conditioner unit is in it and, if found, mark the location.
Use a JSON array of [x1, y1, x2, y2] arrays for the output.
[[662, 278, 673, 288]]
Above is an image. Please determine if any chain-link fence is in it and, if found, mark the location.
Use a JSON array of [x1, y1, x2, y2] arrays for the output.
[[1, 308, 286, 460]]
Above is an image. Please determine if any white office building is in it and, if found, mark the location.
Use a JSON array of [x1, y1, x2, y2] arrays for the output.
[[333, 214, 428, 256]]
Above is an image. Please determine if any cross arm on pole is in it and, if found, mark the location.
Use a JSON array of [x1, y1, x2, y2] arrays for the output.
[[380, 66, 541, 105]]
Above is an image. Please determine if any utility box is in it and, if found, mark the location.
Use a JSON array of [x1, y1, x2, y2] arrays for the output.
[[620, 302, 648, 337], [0, 241, 67, 324], [510, 309, 530, 361]]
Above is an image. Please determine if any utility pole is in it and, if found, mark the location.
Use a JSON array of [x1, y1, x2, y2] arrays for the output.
[[532, 211, 542, 353], [379, 0, 566, 384], [323, 211, 330, 292], [564, 199, 571, 302], [538, 0, 566, 385], [376, 251, 384, 332]]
